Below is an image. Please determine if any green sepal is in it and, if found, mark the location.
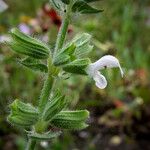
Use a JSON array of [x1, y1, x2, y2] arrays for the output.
[[53, 44, 76, 66], [8, 115, 37, 127], [53, 54, 70, 66], [19, 57, 48, 73], [72, 1, 103, 14], [61, 0, 70, 4], [43, 90, 67, 122], [9, 28, 49, 59], [50, 110, 89, 130], [71, 33, 93, 57], [75, 43, 93, 58], [63, 58, 90, 74], [71, 33, 92, 47], [8, 99, 39, 127], [28, 130, 62, 140]]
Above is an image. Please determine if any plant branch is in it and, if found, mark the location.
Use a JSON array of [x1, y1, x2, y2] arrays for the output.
[[26, 3, 72, 150]]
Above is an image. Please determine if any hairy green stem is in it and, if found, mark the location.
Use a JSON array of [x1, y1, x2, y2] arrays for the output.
[[26, 4, 72, 150], [38, 74, 54, 113], [53, 5, 71, 57]]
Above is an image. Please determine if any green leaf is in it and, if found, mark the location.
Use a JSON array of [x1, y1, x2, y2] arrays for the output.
[[63, 58, 90, 74], [53, 54, 70, 66], [61, 0, 70, 4], [72, 1, 103, 14], [51, 110, 89, 130], [71, 33, 92, 47], [75, 43, 93, 58], [28, 131, 62, 140], [53, 44, 76, 66], [60, 43, 76, 55], [49, 0, 65, 11], [8, 100, 39, 127], [43, 90, 67, 122], [10, 99, 38, 115], [70, 33, 93, 57], [19, 57, 48, 73], [8, 28, 49, 59], [53, 110, 89, 121], [8, 115, 37, 127]]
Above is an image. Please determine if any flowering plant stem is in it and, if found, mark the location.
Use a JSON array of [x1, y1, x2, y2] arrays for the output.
[[26, 4, 71, 150]]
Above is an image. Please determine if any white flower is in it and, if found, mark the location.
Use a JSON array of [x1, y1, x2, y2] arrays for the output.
[[86, 55, 124, 89]]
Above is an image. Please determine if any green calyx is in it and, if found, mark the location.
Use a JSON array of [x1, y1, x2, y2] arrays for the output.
[[8, 99, 39, 127], [50, 110, 89, 130], [53, 33, 92, 74]]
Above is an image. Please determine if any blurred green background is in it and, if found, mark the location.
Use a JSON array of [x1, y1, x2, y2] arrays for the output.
[[0, 0, 150, 149]]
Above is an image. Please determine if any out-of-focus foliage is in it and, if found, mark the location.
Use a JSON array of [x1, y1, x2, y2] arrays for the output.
[[0, 0, 150, 149]]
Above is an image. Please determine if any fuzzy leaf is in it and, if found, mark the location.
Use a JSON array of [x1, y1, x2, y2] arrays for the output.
[[68, 33, 91, 48], [53, 54, 70, 66], [8, 100, 39, 127], [60, 43, 76, 55], [51, 110, 89, 130], [72, 1, 103, 14], [8, 28, 49, 59], [53, 110, 89, 121], [68, 33, 93, 57], [43, 90, 67, 122], [10, 99, 38, 115], [75, 43, 93, 58], [63, 58, 90, 74], [8, 114, 37, 127], [53, 44, 76, 66], [19, 57, 48, 73], [49, 0, 65, 11], [28, 131, 62, 140]]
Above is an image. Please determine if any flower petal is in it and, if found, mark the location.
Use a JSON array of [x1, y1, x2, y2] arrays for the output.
[[91, 55, 124, 77], [93, 71, 107, 89]]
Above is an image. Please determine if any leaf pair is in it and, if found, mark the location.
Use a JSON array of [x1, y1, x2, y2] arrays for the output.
[[8, 28, 50, 59], [42, 90, 89, 130], [72, 0, 103, 14], [53, 33, 92, 74], [42, 90, 67, 122], [50, 0, 103, 14], [8, 100, 39, 127]]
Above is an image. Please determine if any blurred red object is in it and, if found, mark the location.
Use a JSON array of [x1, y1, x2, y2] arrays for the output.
[[42, 4, 73, 33]]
